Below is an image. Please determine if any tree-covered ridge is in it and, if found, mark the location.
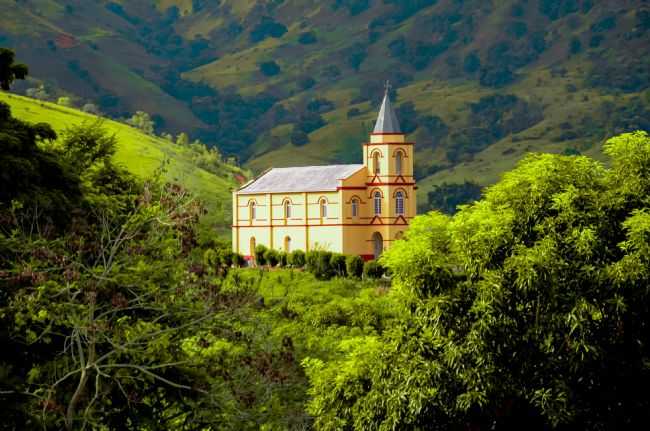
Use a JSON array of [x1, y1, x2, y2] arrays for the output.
[[305, 131, 650, 430]]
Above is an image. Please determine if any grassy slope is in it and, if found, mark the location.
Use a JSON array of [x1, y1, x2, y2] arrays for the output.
[[0, 92, 239, 237]]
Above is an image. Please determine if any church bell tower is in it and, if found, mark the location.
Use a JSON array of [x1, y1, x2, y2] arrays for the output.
[[363, 83, 416, 246]]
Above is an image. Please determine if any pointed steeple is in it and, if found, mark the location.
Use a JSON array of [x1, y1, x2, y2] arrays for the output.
[[373, 81, 401, 134]]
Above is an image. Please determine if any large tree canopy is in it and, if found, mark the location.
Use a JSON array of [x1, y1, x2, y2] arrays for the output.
[[0, 48, 28, 90], [305, 131, 650, 430]]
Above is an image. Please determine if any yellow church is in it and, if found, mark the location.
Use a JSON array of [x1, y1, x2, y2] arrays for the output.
[[232, 88, 415, 261]]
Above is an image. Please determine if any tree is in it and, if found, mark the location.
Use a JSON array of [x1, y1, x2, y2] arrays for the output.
[[125, 111, 155, 134], [176, 132, 190, 146], [260, 61, 281, 77], [305, 131, 650, 430], [57, 96, 72, 107], [0, 48, 28, 90]]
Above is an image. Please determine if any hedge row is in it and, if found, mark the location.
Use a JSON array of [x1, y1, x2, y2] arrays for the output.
[[253, 245, 384, 280]]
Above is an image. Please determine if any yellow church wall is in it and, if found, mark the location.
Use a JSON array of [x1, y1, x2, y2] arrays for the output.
[[232, 93, 416, 260]]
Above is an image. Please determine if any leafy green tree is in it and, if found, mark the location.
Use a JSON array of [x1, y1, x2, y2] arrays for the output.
[[0, 48, 28, 90], [305, 131, 650, 430], [125, 111, 155, 135], [56, 96, 72, 107], [176, 132, 190, 146]]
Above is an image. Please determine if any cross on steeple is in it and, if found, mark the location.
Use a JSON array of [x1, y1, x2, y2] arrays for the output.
[[384, 80, 392, 93]]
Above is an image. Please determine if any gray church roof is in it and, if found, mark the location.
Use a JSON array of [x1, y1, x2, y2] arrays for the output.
[[238, 164, 365, 194], [373, 89, 401, 133]]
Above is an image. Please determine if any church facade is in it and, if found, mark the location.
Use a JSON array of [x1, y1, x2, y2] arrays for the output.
[[232, 89, 415, 261]]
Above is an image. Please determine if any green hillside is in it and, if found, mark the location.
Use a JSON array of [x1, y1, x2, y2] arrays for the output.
[[1, 0, 648, 210], [0, 92, 244, 237]]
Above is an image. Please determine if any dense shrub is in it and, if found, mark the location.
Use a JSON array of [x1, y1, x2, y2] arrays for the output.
[[306, 250, 334, 279], [255, 244, 268, 266], [278, 251, 288, 267], [232, 252, 246, 267], [264, 248, 280, 267], [298, 31, 317, 44], [329, 253, 347, 277], [305, 250, 319, 273], [291, 129, 309, 146], [250, 16, 287, 42], [289, 250, 306, 268], [345, 255, 364, 278], [259, 61, 281, 77], [363, 260, 384, 279]]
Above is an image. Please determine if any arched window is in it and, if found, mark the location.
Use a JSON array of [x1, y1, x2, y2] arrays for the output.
[[284, 236, 291, 253], [396, 191, 405, 215], [395, 150, 403, 175], [351, 198, 359, 217], [320, 198, 328, 219], [372, 152, 381, 175], [249, 201, 256, 223], [283, 200, 292, 219], [373, 191, 382, 215]]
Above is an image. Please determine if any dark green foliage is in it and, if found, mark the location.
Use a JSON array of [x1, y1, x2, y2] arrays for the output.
[[307, 98, 335, 114], [291, 129, 309, 146], [288, 249, 306, 267], [345, 255, 364, 278], [333, 0, 371, 16], [0, 102, 78, 226], [297, 112, 326, 134], [345, 43, 368, 71], [298, 31, 317, 44], [264, 248, 280, 267], [0, 48, 28, 91], [447, 94, 542, 162], [306, 250, 334, 280], [306, 132, 650, 430], [232, 252, 247, 267], [506, 21, 528, 39], [255, 244, 268, 265], [298, 76, 316, 90], [320, 64, 341, 80], [259, 61, 281, 77], [278, 251, 288, 267], [250, 16, 287, 42], [363, 260, 384, 279], [589, 34, 604, 48], [396, 102, 418, 134], [569, 36, 582, 54], [463, 51, 481, 74], [538, 0, 587, 20], [587, 57, 650, 93], [329, 253, 347, 277], [346, 108, 361, 118], [424, 181, 482, 214], [590, 15, 616, 33]]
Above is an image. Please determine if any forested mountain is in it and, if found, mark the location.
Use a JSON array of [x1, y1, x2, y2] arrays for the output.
[[2, 1, 648, 208]]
